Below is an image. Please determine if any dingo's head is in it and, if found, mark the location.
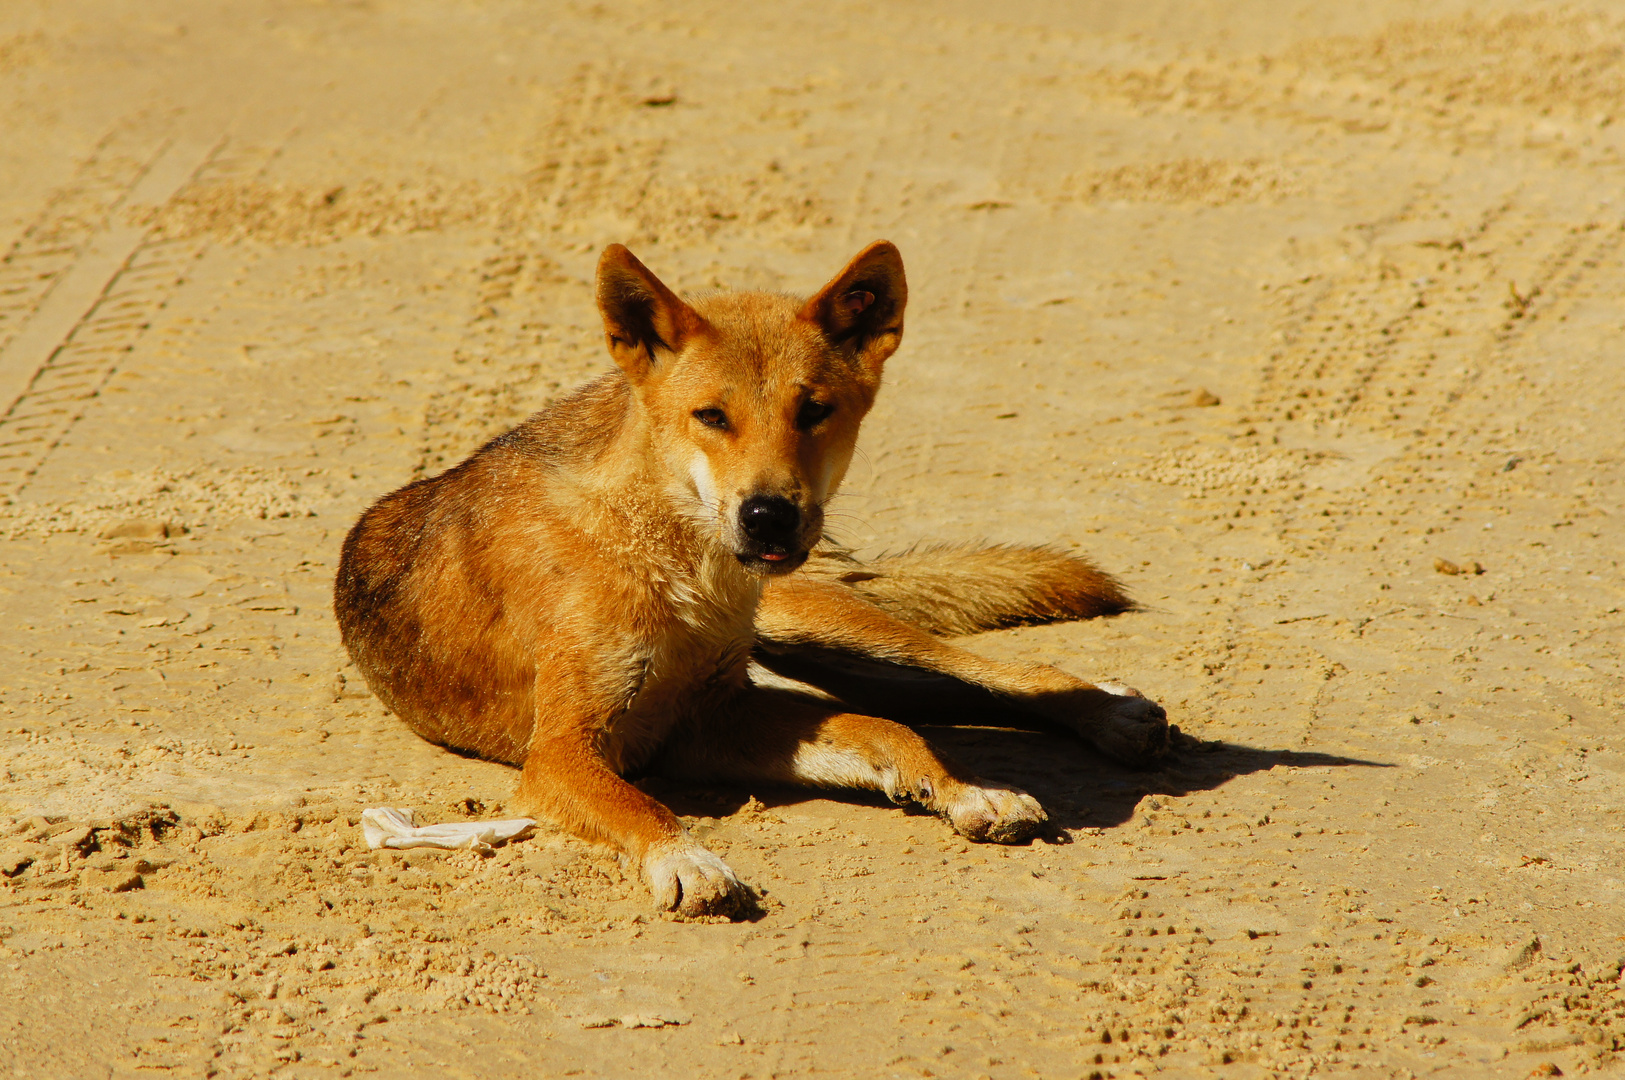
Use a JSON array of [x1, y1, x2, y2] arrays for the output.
[[597, 242, 906, 574]]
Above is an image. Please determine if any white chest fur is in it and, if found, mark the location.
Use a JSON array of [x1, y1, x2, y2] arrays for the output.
[[600, 551, 761, 772]]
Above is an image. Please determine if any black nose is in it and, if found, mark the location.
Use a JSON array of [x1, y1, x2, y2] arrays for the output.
[[739, 495, 800, 543]]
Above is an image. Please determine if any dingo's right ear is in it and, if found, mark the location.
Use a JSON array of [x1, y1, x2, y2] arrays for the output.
[[596, 245, 705, 383]]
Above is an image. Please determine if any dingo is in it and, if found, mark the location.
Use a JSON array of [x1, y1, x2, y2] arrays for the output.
[[334, 242, 1168, 918]]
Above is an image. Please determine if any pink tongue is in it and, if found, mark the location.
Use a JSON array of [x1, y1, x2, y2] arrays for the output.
[[760, 552, 789, 562]]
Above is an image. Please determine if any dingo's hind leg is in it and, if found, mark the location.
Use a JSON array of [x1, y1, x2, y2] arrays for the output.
[[756, 576, 1170, 764]]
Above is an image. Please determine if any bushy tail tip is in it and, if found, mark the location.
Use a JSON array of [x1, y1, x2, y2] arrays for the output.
[[798, 542, 1134, 637]]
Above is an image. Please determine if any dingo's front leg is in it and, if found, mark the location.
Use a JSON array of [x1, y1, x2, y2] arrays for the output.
[[516, 649, 754, 920], [659, 687, 1047, 843], [516, 731, 752, 918]]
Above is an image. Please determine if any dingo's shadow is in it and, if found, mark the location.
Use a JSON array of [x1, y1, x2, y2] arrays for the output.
[[641, 653, 1392, 836], [917, 724, 1388, 835]]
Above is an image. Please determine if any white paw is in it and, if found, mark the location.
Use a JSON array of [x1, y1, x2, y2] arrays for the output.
[[940, 781, 1047, 844], [643, 840, 752, 919], [1090, 691, 1169, 764]]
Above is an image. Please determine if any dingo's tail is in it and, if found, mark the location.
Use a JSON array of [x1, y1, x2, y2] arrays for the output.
[[798, 543, 1134, 636]]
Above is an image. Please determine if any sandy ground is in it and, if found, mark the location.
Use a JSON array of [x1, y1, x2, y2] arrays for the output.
[[0, 1, 1622, 1076]]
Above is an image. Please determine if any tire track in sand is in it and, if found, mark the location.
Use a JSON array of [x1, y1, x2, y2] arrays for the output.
[[0, 132, 289, 499]]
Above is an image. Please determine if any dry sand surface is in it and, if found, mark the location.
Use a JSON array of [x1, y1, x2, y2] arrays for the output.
[[1, 1, 1622, 1076]]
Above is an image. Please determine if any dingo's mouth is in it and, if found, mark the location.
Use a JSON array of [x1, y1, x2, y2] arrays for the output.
[[736, 547, 807, 573]]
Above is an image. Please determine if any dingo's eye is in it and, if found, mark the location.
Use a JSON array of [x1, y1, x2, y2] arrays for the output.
[[797, 401, 834, 429], [694, 408, 729, 430]]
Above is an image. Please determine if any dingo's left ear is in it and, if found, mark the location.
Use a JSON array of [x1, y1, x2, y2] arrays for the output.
[[800, 241, 906, 378], [596, 245, 706, 383]]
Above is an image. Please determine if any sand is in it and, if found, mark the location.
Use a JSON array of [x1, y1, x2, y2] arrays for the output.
[[1, 1, 1622, 1077]]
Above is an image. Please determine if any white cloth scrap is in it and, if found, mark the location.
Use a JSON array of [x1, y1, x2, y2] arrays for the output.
[[360, 807, 535, 854]]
